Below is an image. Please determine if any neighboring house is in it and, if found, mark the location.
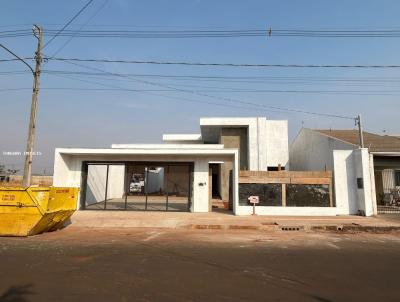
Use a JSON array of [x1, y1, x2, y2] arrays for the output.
[[53, 117, 289, 215], [290, 128, 400, 215]]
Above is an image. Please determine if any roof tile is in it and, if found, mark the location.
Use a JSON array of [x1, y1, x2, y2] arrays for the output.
[[315, 129, 400, 152]]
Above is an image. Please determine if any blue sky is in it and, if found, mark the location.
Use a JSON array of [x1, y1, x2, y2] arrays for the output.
[[1, 0, 400, 173]]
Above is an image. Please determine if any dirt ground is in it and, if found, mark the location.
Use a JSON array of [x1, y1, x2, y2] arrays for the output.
[[0, 228, 399, 302]]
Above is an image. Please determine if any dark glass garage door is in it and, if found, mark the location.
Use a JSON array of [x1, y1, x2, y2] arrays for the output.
[[81, 162, 192, 212]]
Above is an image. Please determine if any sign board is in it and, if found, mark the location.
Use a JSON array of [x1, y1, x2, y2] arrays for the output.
[[248, 196, 259, 204]]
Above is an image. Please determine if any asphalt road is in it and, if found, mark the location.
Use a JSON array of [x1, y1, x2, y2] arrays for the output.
[[0, 228, 399, 302]]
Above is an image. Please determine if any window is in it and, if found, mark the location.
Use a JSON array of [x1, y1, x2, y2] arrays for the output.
[[395, 171, 400, 187]]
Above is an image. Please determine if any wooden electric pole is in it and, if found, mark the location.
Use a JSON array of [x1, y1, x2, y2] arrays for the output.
[[22, 25, 42, 187]]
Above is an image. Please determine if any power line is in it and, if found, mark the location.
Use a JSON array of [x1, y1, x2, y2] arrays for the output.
[[269, 28, 400, 37], [0, 57, 33, 62], [0, 85, 355, 119], [19, 72, 291, 115], [0, 70, 28, 74], [8, 27, 400, 39], [42, 0, 95, 49], [38, 70, 400, 82], [0, 29, 32, 38], [4, 69, 400, 84], [0, 61, 358, 118], [2, 86, 400, 96], [0, 44, 34, 73], [46, 57, 400, 68], [0, 87, 186, 92], [49, 0, 110, 58], [41, 29, 267, 38], [52, 59, 356, 120], [38, 70, 400, 87], [36, 70, 400, 94], [3, 69, 400, 89]]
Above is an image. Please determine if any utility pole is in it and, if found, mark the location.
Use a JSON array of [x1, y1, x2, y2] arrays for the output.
[[22, 25, 42, 187], [356, 114, 365, 148]]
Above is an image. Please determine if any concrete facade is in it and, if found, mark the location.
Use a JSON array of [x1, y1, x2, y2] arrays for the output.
[[160, 117, 289, 206], [163, 117, 289, 170], [53, 147, 238, 214], [52, 117, 385, 217], [290, 128, 377, 216], [198, 117, 289, 170], [332, 149, 376, 216], [218, 128, 248, 202], [52, 117, 294, 215]]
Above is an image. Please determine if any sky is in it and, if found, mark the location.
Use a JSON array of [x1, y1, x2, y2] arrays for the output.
[[1, 0, 400, 174]]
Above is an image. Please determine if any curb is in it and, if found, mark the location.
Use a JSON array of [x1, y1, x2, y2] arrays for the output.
[[187, 224, 273, 231], [310, 225, 400, 233], [186, 224, 400, 233]]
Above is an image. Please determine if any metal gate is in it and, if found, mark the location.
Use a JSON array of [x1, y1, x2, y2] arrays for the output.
[[377, 205, 400, 214], [377, 191, 400, 214]]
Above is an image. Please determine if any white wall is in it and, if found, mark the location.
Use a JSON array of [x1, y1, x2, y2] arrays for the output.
[[353, 149, 375, 216], [247, 118, 289, 171], [235, 148, 377, 217], [333, 150, 358, 214], [162, 134, 203, 144], [235, 206, 339, 216], [53, 150, 237, 213], [192, 158, 209, 212], [85, 165, 107, 205], [290, 130, 377, 216], [146, 168, 165, 194], [265, 120, 289, 169], [290, 128, 354, 171], [84, 165, 125, 205], [369, 153, 378, 215], [333, 149, 376, 216], [53, 153, 81, 188], [107, 165, 125, 199], [199, 117, 289, 171]]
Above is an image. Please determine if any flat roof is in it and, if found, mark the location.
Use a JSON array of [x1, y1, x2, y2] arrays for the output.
[[200, 117, 261, 127], [162, 134, 202, 141], [56, 147, 238, 156], [111, 144, 223, 149]]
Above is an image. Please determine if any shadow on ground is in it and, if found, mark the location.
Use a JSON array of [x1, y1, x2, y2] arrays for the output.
[[0, 284, 34, 302]]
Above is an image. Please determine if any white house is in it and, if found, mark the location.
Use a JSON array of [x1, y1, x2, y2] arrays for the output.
[[53, 117, 289, 215], [290, 128, 400, 216], [54, 118, 393, 217]]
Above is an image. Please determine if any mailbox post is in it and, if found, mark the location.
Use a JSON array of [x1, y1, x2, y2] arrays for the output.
[[248, 196, 259, 215]]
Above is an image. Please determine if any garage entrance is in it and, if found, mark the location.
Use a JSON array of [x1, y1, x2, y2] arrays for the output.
[[81, 162, 193, 212]]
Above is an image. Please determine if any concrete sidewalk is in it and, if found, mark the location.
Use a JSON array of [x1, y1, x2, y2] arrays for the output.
[[68, 211, 400, 232]]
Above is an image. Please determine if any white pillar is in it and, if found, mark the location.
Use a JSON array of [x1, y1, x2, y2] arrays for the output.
[[232, 151, 239, 215], [192, 158, 209, 212]]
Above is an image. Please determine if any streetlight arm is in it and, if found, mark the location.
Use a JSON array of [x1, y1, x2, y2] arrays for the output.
[[0, 43, 34, 74]]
